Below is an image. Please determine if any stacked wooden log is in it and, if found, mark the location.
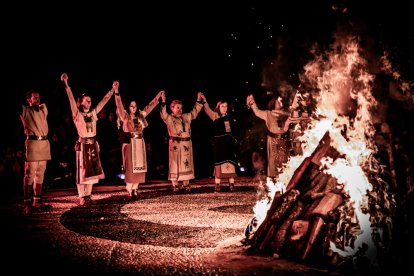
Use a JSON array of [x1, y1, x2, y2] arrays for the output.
[[245, 131, 350, 264]]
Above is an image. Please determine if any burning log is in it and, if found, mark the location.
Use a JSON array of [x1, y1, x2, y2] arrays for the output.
[[286, 131, 339, 192], [245, 131, 350, 264], [299, 216, 325, 260], [270, 200, 305, 254], [311, 192, 344, 218], [246, 189, 300, 254]]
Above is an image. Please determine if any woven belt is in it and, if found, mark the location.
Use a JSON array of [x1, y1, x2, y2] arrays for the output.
[[79, 136, 96, 144], [27, 135, 48, 140], [170, 136, 191, 142], [268, 133, 286, 139], [124, 132, 143, 143], [128, 132, 143, 139]]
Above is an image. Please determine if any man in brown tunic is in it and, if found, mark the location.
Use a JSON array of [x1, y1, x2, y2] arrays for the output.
[[160, 91, 204, 193], [19, 90, 51, 214]]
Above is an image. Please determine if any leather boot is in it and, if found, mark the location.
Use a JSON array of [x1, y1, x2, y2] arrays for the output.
[[215, 183, 221, 193], [33, 197, 52, 211], [24, 199, 33, 215]]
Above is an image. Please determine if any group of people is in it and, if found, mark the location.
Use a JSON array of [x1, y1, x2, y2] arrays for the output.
[[19, 72, 312, 213], [20, 73, 244, 213]]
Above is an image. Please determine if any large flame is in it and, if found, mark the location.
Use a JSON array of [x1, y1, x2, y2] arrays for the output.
[[253, 36, 381, 261]]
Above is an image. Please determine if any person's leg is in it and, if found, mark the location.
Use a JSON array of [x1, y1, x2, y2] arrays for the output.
[[132, 183, 139, 198], [215, 177, 221, 193], [172, 180, 179, 193], [84, 184, 94, 204], [23, 162, 35, 214], [229, 177, 235, 192], [126, 183, 134, 197], [183, 180, 190, 192], [32, 161, 51, 209], [85, 183, 93, 196], [126, 183, 139, 199], [77, 184, 87, 205]]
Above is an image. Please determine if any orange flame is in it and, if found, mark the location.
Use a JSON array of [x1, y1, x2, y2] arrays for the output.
[[253, 36, 381, 261]]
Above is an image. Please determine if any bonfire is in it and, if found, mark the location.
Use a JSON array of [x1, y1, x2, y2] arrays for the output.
[[244, 36, 398, 271]]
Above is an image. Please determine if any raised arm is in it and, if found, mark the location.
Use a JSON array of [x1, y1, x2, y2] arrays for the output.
[[114, 81, 127, 120], [247, 94, 267, 120], [188, 91, 204, 119], [202, 94, 217, 121], [160, 91, 169, 121], [142, 90, 164, 118], [283, 117, 292, 132], [60, 73, 78, 118], [96, 81, 116, 114]]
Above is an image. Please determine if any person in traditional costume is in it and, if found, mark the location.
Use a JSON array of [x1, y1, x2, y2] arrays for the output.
[[160, 91, 204, 193], [19, 90, 52, 214], [246, 94, 291, 183], [61, 73, 115, 205], [202, 95, 238, 192], [114, 83, 164, 199]]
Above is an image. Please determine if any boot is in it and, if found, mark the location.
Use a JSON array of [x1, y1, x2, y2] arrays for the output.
[[172, 185, 179, 194], [184, 183, 191, 193], [79, 196, 87, 206], [24, 199, 33, 215], [79, 196, 93, 206], [33, 197, 52, 211], [85, 195, 93, 205], [127, 189, 138, 200], [215, 183, 221, 193], [23, 183, 33, 214], [229, 183, 235, 192]]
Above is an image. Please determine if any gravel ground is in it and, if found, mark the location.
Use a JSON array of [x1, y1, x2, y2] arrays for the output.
[[3, 182, 332, 275]]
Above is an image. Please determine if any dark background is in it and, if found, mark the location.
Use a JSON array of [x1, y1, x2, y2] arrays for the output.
[[1, 0, 413, 182]]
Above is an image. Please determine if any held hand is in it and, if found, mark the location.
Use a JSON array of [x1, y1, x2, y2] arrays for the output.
[[60, 73, 68, 82], [112, 81, 119, 91], [246, 94, 252, 105], [160, 90, 166, 102], [197, 91, 204, 101]]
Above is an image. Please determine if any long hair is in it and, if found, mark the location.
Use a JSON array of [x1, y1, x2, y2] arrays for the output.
[[77, 92, 91, 112], [214, 100, 227, 116]]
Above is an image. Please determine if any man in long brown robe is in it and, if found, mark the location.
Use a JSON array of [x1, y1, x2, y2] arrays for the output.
[[160, 92, 204, 193]]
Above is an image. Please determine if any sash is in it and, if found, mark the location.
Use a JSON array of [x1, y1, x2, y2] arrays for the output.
[[131, 137, 146, 173]]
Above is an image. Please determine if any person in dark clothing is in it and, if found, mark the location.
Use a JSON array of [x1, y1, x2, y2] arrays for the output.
[[202, 95, 238, 192]]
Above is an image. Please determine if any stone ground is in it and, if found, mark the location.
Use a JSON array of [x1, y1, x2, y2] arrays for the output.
[[1, 177, 393, 275]]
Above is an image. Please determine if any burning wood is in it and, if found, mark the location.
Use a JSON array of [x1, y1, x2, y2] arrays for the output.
[[244, 131, 373, 267], [242, 37, 406, 273]]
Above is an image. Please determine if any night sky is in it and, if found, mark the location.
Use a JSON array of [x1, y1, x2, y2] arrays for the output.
[[2, 0, 414, 152]]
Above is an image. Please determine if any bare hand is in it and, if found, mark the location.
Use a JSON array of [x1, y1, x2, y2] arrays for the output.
[[160, 90, 166, 102], [246, 94, 255, 106], [112, 81, 119, 90], [197, 91, 204, 101], [60, 73, 68, 82]]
